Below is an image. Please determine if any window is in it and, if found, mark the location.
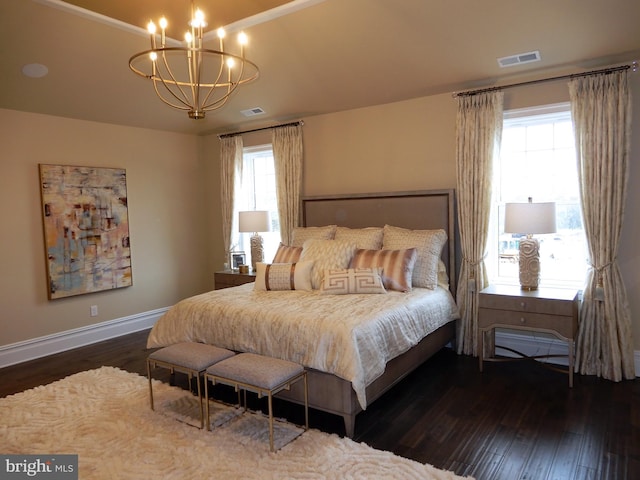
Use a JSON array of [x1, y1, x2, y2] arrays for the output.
[[487, 103, 587, 287], [236, 145, 281, 262]]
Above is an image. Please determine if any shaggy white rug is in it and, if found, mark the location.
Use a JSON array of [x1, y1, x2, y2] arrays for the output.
[[0, 367, 473, 479]]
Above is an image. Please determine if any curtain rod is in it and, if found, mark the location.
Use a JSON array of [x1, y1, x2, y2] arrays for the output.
[[218, 120, 304, 139], [452, 62, 637, 98]]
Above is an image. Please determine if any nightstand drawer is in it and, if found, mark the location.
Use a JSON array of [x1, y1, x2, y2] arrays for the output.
[[478, 308, 576, 339], [479, 292, 575, 316]]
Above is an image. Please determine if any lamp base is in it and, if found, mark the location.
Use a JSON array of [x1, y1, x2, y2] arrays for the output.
[[518, 237, 540, 290], [249, 233, 264, 271]]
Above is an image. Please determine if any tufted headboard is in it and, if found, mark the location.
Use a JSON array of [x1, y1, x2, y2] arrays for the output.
[[301, 189, 457, 295]]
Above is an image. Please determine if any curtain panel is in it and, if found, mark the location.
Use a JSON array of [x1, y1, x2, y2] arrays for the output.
[[455, 91, 504, 356], [220, 136, 243, 260], [272, 124, 303, 246], [569, 70, 635, 380]]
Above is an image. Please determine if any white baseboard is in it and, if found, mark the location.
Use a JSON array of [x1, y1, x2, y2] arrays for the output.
[[495, 330, 640, 377], [0, 307, 169, 369]]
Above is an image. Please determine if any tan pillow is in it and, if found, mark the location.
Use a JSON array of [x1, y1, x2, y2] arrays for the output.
[[320, 268, 386, 295], [334, 227, 384, 250], [382, 225, 447, 289], [349, 248, 417, 292], [254, 261, 314, 291], [299, 239, 357, 289], [272, 243, 302, 263], [290, 225, 337, 247]]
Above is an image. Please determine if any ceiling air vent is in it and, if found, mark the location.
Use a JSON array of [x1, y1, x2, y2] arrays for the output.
[[241, 107, 266, 117], [497, 51, 541, 68]]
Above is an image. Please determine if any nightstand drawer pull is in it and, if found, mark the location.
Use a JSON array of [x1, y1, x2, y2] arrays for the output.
[[520, 302, 526, 308], [520, 317, 526, 323]]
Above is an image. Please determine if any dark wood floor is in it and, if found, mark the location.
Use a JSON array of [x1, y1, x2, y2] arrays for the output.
[[1, 329, 638, 480]]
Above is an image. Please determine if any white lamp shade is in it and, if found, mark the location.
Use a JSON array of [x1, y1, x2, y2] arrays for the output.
[[504, 202, 556, 235], [238, 210, 270, 233]]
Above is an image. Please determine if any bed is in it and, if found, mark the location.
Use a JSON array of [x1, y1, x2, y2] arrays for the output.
[[147, 189, 459, 437]]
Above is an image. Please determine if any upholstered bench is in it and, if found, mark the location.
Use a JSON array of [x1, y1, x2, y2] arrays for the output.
[[204, 353, 308, 452], [147, 342, 235, 428]]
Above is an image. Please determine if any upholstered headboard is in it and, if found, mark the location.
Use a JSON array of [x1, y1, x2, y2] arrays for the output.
[[301, 189, 457, 295]]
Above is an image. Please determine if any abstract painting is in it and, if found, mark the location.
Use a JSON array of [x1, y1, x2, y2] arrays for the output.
[[39, 164, 133, 299]]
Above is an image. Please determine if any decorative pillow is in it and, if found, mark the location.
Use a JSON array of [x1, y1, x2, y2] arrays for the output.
[[320, 268, 386, 295], [349, 248, 417, 292], [272, 243, 302, 263], [254, 261, 314, 291], [437, 259, 450, 290], [299, 239, 358, 289], [334, 227, 384, 250], [290, 225, 337, 247], [382, 225, 447, 289]]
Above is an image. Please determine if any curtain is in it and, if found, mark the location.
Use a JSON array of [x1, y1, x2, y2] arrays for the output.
[[220, 135, 243, 262], [455, 91, 504, 356], [569, 70, 635, 381], [272, 124, 303, 246]]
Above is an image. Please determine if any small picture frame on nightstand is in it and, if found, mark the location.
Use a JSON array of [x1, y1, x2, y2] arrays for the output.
[[230, 251, 246, 271]]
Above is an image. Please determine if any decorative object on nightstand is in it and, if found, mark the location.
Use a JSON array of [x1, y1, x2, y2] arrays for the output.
[[504, 198, 556, 290], [239, 210, 270, 272]]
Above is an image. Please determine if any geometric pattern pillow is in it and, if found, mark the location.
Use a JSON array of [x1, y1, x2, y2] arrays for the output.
[[299, 239, 357, 289], [290, 225, 336, 247], [349, 248, 417, 292], [272, 243, 303, 263], [253, 261, 314, 291], [382, 225, 447, 289], [334, 227, 384, 250], [319, 268, 386, 295]]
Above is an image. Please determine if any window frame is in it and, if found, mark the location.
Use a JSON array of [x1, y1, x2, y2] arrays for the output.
[[487, 102, 587, 289]]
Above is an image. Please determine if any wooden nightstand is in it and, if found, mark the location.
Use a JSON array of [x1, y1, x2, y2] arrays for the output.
[[214, 270, 256, 290], [478, 284, 579, 387]]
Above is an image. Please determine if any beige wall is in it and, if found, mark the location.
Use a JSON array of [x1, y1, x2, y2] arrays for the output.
[[0, 109, 214, 346], [2, 71, 639, 356]]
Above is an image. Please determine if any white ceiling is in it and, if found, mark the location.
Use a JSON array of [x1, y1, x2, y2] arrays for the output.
[[1, 0, 639, 136]]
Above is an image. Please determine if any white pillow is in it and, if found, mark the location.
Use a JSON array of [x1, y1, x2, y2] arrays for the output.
[[382, 225, 447, 289], [254, 261, 314, 291], [299, 239, 358, 289], [334, 227, 384, 250], [320, 268, 387, 295], [290, 225, 336, 247]]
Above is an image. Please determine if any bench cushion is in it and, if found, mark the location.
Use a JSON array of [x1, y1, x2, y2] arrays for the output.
[[149, 342, 235, 371], [206, 353, 303, 390]]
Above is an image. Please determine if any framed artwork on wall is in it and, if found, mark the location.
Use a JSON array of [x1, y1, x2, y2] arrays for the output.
[[39, 164, 133, 299]]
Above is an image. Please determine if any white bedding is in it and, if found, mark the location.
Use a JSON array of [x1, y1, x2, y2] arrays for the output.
[[147, 283, 459, 408]]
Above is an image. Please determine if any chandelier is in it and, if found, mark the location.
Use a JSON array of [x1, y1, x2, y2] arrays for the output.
[[129, 1, 259, 120]]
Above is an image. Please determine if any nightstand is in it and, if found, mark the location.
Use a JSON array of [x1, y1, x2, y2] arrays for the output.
[[478, 284, 579, 387], [214, 270, 256, 290]]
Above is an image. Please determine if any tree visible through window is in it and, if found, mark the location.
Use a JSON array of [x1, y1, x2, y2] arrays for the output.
[[236, 145, 281, 263], [487, 103, 587, 287]]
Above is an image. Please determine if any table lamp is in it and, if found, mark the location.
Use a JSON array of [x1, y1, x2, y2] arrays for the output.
[[239, 210, 271, 271], [504, 198, 556, 290]]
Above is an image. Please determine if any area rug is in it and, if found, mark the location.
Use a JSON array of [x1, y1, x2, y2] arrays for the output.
[[0, 367, 473, 479]]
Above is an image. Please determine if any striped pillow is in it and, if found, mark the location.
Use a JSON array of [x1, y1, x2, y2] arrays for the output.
[[272, 243, 302, 263], [254, 261, 314, 291], [349, 248, 417, 292], [320, 268, 387, 295]]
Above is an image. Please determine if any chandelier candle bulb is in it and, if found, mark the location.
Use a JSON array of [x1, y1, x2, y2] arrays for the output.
[[129, 0, 259, 119]]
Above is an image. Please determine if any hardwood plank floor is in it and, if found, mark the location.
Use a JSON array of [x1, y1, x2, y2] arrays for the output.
[[1, 329, 638, 480]]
